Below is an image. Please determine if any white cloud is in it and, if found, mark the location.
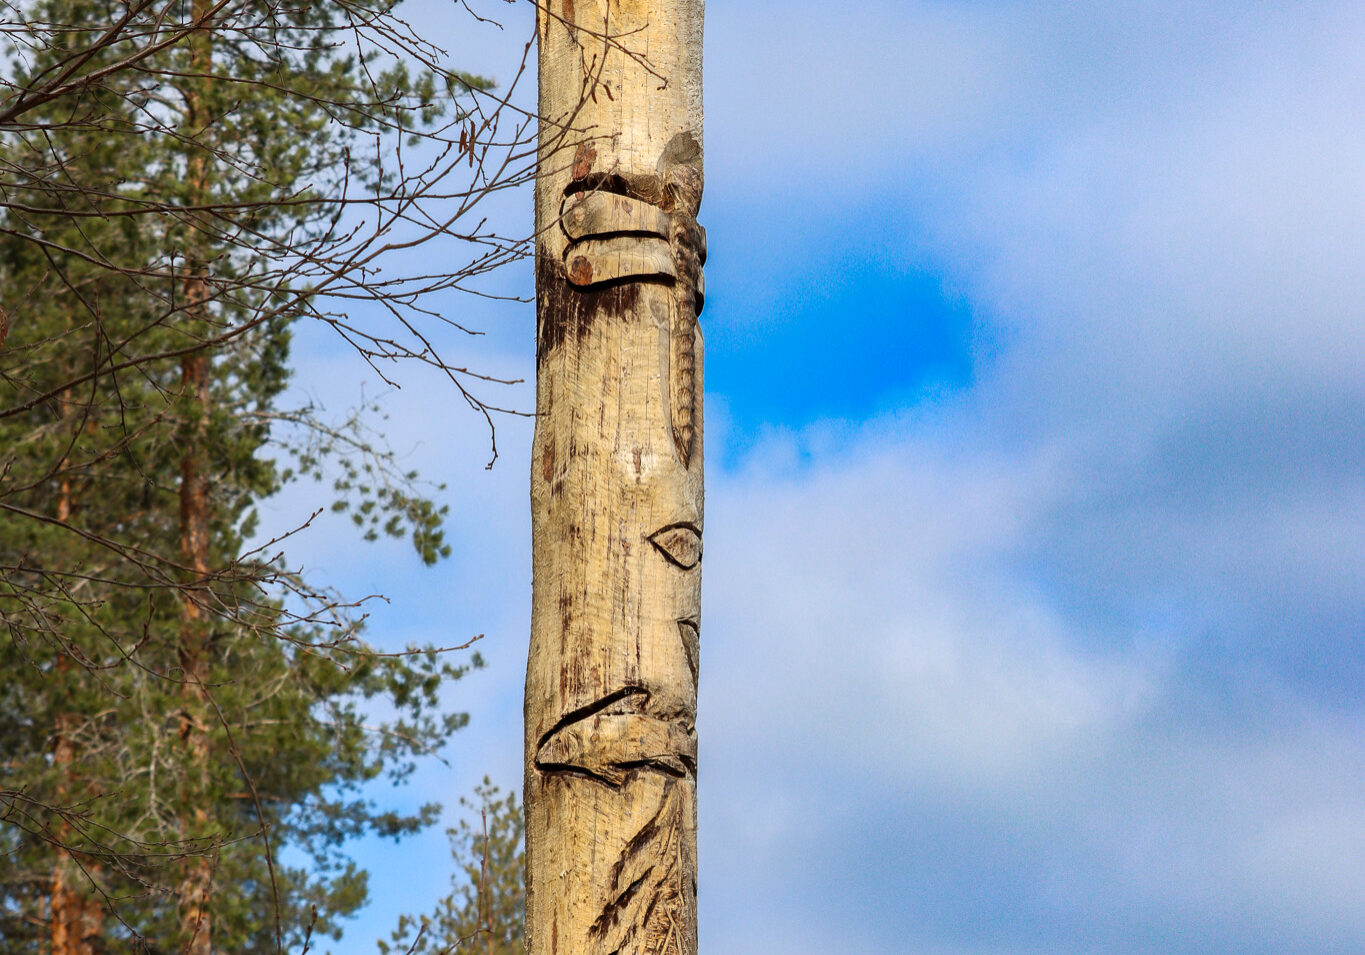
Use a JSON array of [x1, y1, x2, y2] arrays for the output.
[[706, 1, 1029, 189], [705, 427, 1153, 790], [699, 414, 1365, 954]]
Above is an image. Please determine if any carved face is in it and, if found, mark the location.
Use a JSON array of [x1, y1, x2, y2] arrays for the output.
[[534, 517, 701, 787]]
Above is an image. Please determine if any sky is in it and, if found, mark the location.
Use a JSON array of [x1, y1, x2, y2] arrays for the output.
[[258, 2, 1365, 952]]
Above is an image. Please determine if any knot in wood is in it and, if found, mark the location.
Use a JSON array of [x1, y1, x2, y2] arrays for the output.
[[571, 142, 597, 181], [568, 255, 594, 286]]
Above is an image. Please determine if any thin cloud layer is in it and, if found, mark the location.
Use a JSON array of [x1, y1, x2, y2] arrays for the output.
[[702, 419, 1365, 954]]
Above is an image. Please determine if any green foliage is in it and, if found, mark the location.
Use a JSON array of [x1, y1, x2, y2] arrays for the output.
[[285, 395, 453, 565], [379, 779, 525, 955]]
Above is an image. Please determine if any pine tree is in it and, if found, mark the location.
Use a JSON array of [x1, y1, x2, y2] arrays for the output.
[[0, 0, 517, 950], [380, 779, 524, 955]]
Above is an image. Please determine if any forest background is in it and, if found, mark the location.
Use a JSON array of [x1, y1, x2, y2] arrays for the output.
[[1, 0, 532, 949]]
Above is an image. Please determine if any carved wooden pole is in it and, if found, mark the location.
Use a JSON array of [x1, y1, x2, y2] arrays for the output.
[[526, 2, 705, 954]]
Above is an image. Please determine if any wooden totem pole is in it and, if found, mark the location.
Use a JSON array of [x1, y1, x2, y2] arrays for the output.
[[526, 1, 705, 954]]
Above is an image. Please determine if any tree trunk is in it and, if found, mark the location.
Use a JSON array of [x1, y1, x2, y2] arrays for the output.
[[176, 12, 214, 947], [51, 462, 104, 955], [51, 698, 103, 955], [177, 341, 213, 955], [525, 3, 705, 955]]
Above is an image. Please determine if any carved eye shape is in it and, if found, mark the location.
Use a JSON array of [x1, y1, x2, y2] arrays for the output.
[[648, 523, 702, 569]]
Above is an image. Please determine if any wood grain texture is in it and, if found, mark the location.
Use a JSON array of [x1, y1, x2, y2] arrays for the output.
[[527, 1, 704, 953]]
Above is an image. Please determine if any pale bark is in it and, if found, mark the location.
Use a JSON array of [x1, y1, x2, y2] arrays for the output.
[[526, 2, 705, 955]]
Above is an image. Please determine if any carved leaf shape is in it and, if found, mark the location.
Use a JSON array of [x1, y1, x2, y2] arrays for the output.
[[648, 523, 701, 569]]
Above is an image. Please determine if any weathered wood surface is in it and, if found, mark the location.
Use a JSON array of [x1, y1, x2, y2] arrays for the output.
[[526, 1, 705, 953]]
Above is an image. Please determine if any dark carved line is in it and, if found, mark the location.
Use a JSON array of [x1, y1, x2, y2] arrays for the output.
[[534, 754, 690, 790], [590, 793, 675, 953], [640, 793, 685, 955], [647, 522, 702, 569], [651, 520, 701, 534], [617, 757, 688, 779], [607, 791, 669, 888], [591, 787, 685, 954], [566, 230, 675, 242], [634, 887, 664, 955], [533, 760, 623, 790], [590, 867, 654, 938], [565, 244, 676, 289], [556, 262, 677, 296], [677, 618, 699, 684], [565, 170, 666, 207], [534, 684, 649, 756]]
